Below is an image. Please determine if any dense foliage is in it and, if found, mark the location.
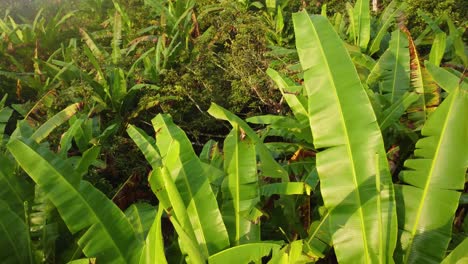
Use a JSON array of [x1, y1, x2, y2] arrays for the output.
[[0, 0, 467, 263]]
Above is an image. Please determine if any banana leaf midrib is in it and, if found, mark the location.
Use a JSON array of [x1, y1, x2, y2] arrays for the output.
[[9, 139, 129, 263], [404, 90, 457, 262], [233, 129, 241, 243], [304, 16, 372, 262]]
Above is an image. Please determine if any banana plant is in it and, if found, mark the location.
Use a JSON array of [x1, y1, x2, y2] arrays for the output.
[[128, 114, 293, 263], [1, 100, 154, 263], [393, 68, 468, 263], [265, 8, 467, 264], [291, 11, 398, 263]]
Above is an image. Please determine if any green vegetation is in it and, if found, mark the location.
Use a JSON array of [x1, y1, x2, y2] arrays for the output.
[[0, 0, 467, 263]]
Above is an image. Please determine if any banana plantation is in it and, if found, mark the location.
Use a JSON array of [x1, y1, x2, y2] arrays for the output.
[[0, 0, 467, 263]]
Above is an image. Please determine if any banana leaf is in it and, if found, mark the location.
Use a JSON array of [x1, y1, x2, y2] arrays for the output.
[[125, 203, 157, 242], [401, 26, 440, 127], [305, 209, 331, 259], [111, 11, 122, 65], [31, 102, 82, 143], [222, 124, 260, 245], [378, 92, 419, 131], [208, 242, 282, 264], [139, 205, 167, 264], [428, 32, 446, 66], [266, 69, 308, 126], [425, 61, 468, 93], [152, 114, 230, 256], [7, 138, 143, 263], [394, 86, 468, 263], [367, 29, 410, 105], [260, 182, 307, 196], [208, 103, 289, 181], [268, 240, 315, 264], [368, 0, 406, 55], [293, 12, 397, 263], [353, 0, 370, 50], [0, 200, 32, 264]]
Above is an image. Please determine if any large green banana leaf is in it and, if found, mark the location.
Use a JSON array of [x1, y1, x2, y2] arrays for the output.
[[222, 124, 260, 245], [7, 138, 143, 263], [0, 200, 32, 264], [367, 29, 410, 105], [293, 12, 397, 263], [353, 0, 370, 50], [394, 86, 468, 263], [152, 114, 230, 257]]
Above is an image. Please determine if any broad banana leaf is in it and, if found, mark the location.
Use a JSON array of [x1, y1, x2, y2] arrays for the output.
[[139, 206, 167, 264], [293, 12, 397, 263], [353, 0, 370, 50], [0, 200, 32, 264], [394, 86, 468, 263], [152, 114, 230, 256], [127, 125, 172, 211], [208, 103, 289, 181], [368, 0, 406, 55], [31, 102, 82, 143], [127, 125, 161, 167], [208, 243, 282, 264], [222, 124, 260, 245], [7, 139, 143, 263], [367, 29, 410, 105]]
